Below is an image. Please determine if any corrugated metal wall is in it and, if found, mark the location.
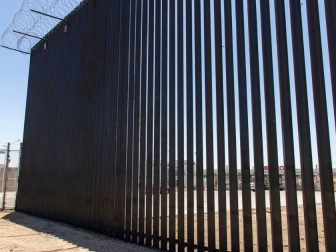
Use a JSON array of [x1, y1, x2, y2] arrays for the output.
[[16, 0, 336, 251]]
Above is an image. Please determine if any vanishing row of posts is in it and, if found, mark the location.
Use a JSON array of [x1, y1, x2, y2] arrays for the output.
[[14, 0, 335, 251], [106, 0, 336, 251]]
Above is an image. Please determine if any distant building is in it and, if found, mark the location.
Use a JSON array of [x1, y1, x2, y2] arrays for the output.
[[164, 162, 336, 191]]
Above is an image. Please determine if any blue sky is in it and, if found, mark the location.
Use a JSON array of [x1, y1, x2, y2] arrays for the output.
[[0, 0, 335, 169], [187, 0, 336, 169], [0, 1, 29, 148]]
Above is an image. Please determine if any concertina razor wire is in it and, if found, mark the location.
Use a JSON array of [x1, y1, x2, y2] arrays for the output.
[[1, 0, 85, 54]]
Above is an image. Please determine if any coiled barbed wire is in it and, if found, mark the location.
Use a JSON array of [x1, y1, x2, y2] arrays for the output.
[[1, 0, 84, 53]]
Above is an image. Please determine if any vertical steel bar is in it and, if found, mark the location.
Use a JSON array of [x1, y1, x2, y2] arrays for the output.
[[168, 0, 176, 250], [100, 1, 115, 232], [289, 1, 319, 250], [101, 8, 111, 228], [78, 2, 88, 229], [101, 0, 110, 231], [125, 0, 136, 241], [177, 0, 184, 250], [204, 0, 215, 250], [118, 0, 131, 240], [87, 1, 107, 228], [324, 0, 336, 130], [96, 3, 111, 230], [138, 0, 148, 245], [259, 0, 283, 250], [186, 0, 194, 250], [235, 0, 253, 250], [111, 0, 123, 237], [247, 0, 268, 250], [15, 142, 23, 210], [83, 1, 97, 230], [274, 0, 300, 250], [132, 0, 142, 243], [107, 0, 117, 232], [194, 0, 204, 250], [153, 0, 162, 247], [224, 0, 239, 250], [113, 0, 122, 237], [305, 1, 336, 250], [161, 0, 168, 249], [214, 0, 227, 251], [145, 0, 155, 246]]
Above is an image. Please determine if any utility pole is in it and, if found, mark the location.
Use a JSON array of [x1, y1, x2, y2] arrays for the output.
[[1, 143, 10, 210]]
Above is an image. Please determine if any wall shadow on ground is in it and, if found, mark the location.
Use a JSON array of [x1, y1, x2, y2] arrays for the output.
[[3, 211, 154, 252]]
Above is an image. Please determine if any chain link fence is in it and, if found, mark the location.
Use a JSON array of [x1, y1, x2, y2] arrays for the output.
[[0, 142, 22, 210]]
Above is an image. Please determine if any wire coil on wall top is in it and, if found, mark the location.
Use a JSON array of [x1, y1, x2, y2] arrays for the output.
[[1, 0, 84, 54]]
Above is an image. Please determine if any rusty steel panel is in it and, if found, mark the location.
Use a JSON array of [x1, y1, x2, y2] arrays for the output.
[[16, 0, 336, 251]]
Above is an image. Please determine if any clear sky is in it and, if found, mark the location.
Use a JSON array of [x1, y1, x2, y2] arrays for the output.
[[0, 1, 30, 147], [0, 0, 335, 169]]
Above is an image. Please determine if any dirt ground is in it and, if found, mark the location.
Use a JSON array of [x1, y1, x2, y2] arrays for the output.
[[0, 211, 153, 252], [0, 204, 327, 251], [223, 204, 325, 251], [180, 204, 326, 251]]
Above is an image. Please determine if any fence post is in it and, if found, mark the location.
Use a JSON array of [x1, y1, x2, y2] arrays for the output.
[[1, 143, 10, 210], [15, 142, 23, 210]]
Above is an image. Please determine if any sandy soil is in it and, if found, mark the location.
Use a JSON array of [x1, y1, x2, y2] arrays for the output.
[[0, 211, 154, 252], [178, 204, 326, 251], [0, 201, 328, 251], [221, 204, 325, 251]]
